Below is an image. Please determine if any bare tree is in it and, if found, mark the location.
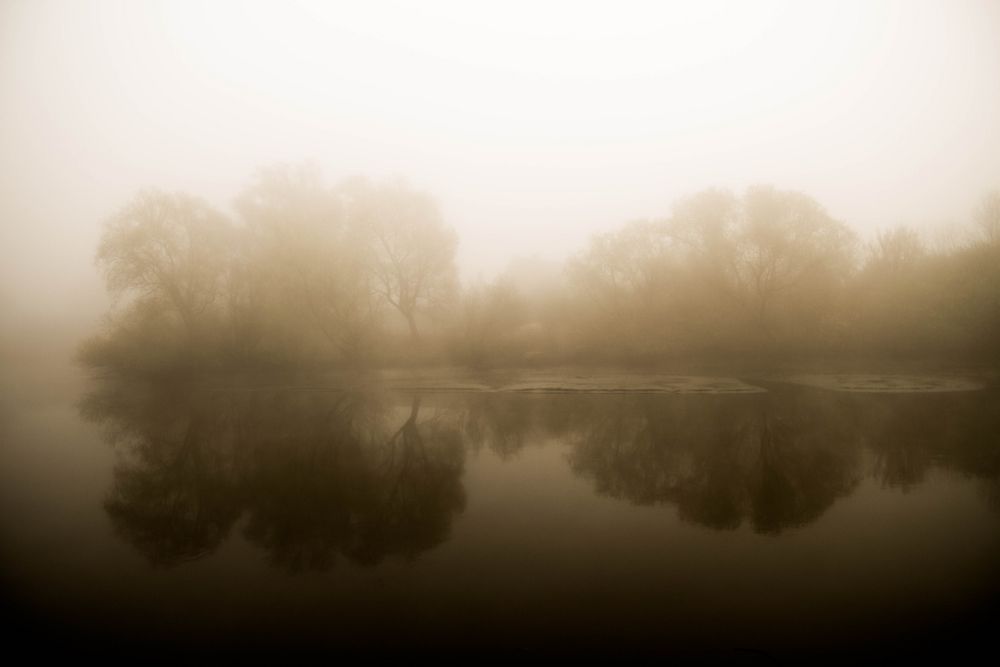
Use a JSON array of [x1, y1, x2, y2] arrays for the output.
[[867, 226, 924, 274], [568, 220, 674, 313], [96, 190, 233, 338], [733, 187, 856, 337], [344, 179, 459, 341]]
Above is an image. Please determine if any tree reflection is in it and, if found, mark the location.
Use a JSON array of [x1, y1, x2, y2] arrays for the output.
[[857, 391, 1000, 492], [460, 394, 538, 460], [80, 383, 465, 570], [81, 380, 1000, 563], [80, 381, 241, 565], [239, 395, 465, 570], [566, 387, 1000, 531], [567, 391, 862, 533]]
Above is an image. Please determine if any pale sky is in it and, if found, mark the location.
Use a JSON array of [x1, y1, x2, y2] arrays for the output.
[[2, 0, 1000, 325]]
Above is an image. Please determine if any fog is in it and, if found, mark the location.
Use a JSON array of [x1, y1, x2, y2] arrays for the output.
[[3, 1, 1000, 347], [5, 3, 1000, 659]]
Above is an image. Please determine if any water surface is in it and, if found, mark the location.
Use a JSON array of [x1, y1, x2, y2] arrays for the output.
[[2, 374, 998, 659]]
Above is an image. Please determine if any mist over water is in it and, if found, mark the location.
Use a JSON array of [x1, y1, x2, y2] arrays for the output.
[[2, 0, 1000, 660]]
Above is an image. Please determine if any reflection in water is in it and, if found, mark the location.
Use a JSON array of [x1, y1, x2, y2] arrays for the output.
[[856, 391, 1000, 508], [240, 395, 464, 570], [568, 387, 1000, 531], [567, 391, 862, 533], [79, 383, 465, 570], [80, 380, 1000, 566]]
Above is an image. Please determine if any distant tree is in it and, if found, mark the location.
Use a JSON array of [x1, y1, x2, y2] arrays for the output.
[[449, 278, 528, 366], [848, 225, 940, 353], [867, 226, 924, 274], [668, 188, 741, 266], [564, 186, 856, 357], [569, 220, 674, 313], [733, 186, 856, 340], [566, 220, 677, 354], [664, 186, 856, 349], [344, 179, 459, 341], [665, 189, 745, 346], [945, 191, 1000, 356], [236, 164, 379, 361], [96, 190, 233, 339], [975, 189, 1000, 245]]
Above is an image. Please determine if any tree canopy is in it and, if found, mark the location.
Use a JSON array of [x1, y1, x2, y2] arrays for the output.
[[80, 169, 1000, 373]]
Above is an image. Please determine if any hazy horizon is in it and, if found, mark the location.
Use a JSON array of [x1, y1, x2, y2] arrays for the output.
[[3, 0, 1000, 330]]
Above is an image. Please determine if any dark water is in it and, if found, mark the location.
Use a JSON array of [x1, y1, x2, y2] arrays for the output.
[[2, 375, 999, 660]]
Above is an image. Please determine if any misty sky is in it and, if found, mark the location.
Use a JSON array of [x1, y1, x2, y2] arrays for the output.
[[2, 0, 999, 326]]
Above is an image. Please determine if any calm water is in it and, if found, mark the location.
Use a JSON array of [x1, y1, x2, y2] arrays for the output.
[[2, 374, 999, 659]]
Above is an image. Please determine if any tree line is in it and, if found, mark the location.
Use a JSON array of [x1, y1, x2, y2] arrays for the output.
[[79, 164, 1000, 373]]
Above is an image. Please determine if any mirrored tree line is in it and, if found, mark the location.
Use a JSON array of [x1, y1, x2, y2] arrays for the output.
[[80, 383, 1000, 568], [80, 383, 467, 570], [79, 167, 1000, 373], [565, 387, 1000, 532]]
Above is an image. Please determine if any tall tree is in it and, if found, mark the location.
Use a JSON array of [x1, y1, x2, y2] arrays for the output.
[[734, 186, 856, 339], [344, 179, 459, 341], [96, 190, 232, 338], [236, 164, 379, 360]]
